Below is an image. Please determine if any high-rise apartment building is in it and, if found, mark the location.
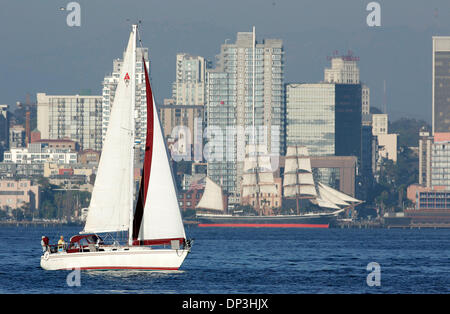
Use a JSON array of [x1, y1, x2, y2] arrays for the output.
[[9, 125, 26, 149], [362, 85, 370, 115], [323, 55, 370, 116], [206, 29, 284, 195], [324, 56, 360, 84], [102, 47, 149, 152], [36, 93, 103, 151], [432, 37, 450, 134], [0, 105, 9, 161], [172, 53, 207, 106], [372, 114, 388, 136], [159, 53, 208, 161], [418, 128, 433, 187], [431, 133, 450, 189]]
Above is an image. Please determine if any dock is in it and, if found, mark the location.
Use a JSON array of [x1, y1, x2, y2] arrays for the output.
[[387, 223, 450, 229], [0, 220, 81, 227], [335, 219, 384, 229]]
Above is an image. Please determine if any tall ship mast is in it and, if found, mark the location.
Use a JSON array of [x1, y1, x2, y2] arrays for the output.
[[241, 144, 279, 215], [283, 145, 317, 213]]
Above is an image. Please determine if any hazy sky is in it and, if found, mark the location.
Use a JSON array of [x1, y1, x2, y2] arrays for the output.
[[1, 0, 450, 122]]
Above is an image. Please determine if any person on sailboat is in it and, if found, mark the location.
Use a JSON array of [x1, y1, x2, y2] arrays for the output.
[[41, 236, 49, 252], [57, 236, 66, 252], [93, 235, 103, 250]]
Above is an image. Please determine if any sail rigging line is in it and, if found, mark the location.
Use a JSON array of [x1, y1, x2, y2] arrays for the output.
[[136, 21, 145, 50]]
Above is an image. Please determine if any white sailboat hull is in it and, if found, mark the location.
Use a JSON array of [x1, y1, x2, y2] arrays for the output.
[[40, 247, 190, 271]]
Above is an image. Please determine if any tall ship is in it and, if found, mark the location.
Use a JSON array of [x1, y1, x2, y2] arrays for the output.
[[196, 145, 361, 228], [40, 25, 192, 270]]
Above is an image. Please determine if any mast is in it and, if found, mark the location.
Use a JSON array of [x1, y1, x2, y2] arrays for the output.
[[295, 146, 299, 214], [252, 26, 256, 145], [252, 26, 260, 212], [128, 24, 137, 245], [283, 146, 299, 213], [283, 145, 317, 214], [242, 144, 277, 214]]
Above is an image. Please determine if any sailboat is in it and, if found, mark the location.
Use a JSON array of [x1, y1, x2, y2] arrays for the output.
[[40, 25, 192, 270]]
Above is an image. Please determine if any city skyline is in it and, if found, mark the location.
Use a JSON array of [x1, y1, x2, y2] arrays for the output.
[[1, 1, 450, 123]]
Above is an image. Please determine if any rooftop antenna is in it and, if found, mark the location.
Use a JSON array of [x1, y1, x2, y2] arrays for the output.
[[383, 80, 387, 114]]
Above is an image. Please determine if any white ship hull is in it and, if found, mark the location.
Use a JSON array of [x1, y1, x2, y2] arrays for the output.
[[40, 246, 190, 271]]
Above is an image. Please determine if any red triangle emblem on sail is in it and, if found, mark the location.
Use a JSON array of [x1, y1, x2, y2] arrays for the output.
[[124, 73, 130, 81]]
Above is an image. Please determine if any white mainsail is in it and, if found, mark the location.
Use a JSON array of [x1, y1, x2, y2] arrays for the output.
[[83, 28, 136, 234], [196, 177, 225, 211]]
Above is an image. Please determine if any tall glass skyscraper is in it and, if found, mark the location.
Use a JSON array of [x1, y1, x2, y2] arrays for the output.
[[334, 84, 362, 158], [286, 83, 335, 156], [206, 30, 284, 196], [432, 36, 450, 134], [286, 83, 362, 158]]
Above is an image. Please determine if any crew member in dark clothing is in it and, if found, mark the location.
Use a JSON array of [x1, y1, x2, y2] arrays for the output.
[[41, 236, 49, 252]]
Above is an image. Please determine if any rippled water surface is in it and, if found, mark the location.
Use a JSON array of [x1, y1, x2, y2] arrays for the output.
[[0, 225, 449, 293]]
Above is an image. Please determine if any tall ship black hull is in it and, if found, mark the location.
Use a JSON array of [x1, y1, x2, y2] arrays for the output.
[[196, 211, 340, 228]]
